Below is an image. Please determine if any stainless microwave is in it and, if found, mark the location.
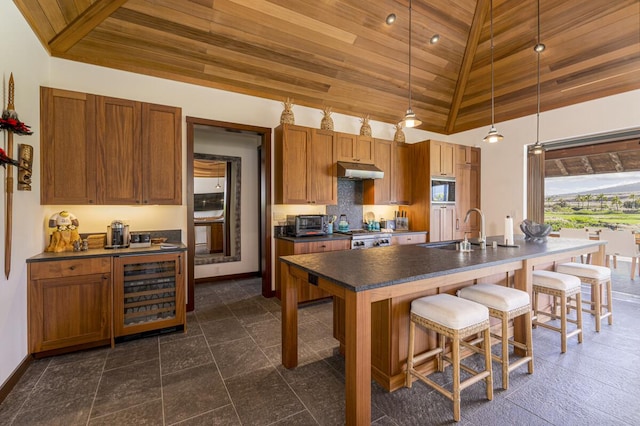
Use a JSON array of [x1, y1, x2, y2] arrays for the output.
[[286, 215, 328, 237], [431, 177, 456, 203]]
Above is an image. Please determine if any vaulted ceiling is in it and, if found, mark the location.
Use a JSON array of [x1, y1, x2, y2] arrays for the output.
[[13, 0, 640, 134]]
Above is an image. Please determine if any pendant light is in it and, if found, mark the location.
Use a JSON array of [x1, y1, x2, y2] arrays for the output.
[[531, 0, 545, 155], [399, 0, 422, 128], [483, 0, 503, 143]]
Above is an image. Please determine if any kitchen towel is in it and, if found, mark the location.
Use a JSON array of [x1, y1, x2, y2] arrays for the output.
[[504, 216, 514, 245]]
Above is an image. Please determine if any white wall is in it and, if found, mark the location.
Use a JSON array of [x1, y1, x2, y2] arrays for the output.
[[451, 89, 640, 236]]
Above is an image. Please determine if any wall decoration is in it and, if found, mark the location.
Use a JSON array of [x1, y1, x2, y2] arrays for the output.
[[280, 98, 295, 124], [359, 114, 372, 136], [320, 106, 334, 130], [1, 73, 33, 278], [393, 124, 406, 143], [18, 144, 32, 190]]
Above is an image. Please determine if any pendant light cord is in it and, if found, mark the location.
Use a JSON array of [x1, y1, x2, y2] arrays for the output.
[[490, 0, 495, 126], [536, 0, 541, 144], [408, 0, 413, 110]]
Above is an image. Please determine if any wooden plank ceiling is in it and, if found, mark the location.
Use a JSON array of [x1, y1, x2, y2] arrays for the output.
[[14, 0, 640, 134]]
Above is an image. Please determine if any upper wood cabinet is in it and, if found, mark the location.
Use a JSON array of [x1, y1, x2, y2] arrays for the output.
[[429, 140, 456, 177], [336, 133, 375, 164], [363, 139, 411, 205], [275, 124, 337, 205], [41, 87, 182, 205], [41, 87, 98, 204]]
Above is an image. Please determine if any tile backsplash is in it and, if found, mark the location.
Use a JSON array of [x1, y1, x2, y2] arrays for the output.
[[326, 180, 364, 231]]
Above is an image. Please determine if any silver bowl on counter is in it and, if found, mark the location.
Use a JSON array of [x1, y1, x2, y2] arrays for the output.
[[520, 219, 552, 242]]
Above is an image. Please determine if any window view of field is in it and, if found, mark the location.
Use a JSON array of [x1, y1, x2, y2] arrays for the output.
[[544, 171, 640, 231]]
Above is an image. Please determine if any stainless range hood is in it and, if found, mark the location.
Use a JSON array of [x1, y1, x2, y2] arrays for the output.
[[337, 161, 384, 180]]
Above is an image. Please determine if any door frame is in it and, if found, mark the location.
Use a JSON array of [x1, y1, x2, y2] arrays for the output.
[[186, 117, 273, 311]]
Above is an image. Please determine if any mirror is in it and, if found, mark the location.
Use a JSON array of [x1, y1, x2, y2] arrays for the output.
[[193, 153, 241, 264]]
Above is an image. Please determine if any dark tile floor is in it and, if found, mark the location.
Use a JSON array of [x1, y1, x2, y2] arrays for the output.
[[1, 261, 639, 425]]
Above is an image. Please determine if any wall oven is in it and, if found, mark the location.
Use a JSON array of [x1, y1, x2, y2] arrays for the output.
[[431, 177, 456, 204]]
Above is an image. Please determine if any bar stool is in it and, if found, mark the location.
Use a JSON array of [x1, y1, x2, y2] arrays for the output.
[[406, 294, 493, 422], [555, 262, 613, 332], [532, 270, 583, 353], [457, 284, 534, 390]]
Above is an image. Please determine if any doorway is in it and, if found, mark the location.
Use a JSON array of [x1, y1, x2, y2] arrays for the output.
[[186, 117, 273, 311]]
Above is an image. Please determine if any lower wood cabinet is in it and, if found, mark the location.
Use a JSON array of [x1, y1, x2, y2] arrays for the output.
[[275, 238, 350, 303], [28, 251, 186, 355], [430, 204, 456, 242], [113, 253, 185, 338], [391, 233, 427, 245], [28, 258, 112, 355]]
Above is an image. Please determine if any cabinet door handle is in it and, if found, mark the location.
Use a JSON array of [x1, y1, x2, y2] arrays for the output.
[[456, 219, 459, 230], [320, 244, 326, 248], [178, 255, 182, 275], [69, 265, 75, 271]]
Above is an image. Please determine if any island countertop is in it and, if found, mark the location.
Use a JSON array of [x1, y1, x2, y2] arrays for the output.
[[279, 235, 605, 292]]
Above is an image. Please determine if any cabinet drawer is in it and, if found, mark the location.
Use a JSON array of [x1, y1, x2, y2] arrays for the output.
[[30, 257, 111, 280]]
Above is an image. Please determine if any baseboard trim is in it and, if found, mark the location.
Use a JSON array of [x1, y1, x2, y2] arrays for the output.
[[0, 354, 32, 404], [195, 271, 260, 284]]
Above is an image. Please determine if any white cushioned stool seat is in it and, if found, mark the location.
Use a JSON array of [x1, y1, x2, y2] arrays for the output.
[[457, 284, 529, 311], [411, 293, 488, 329], [406, 293, 493, 422], [457, 284, 534, 390], [556, 262, 611, 279], [532, 270, 581, 291], [532, 270, 583, 353]]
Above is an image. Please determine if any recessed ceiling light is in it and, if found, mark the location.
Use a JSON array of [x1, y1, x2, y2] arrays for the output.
[[386, 13, 396, 25], [429, 34, 440, 44]]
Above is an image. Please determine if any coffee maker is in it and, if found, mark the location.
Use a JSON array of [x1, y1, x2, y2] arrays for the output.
[[105, 220, 129, 248]]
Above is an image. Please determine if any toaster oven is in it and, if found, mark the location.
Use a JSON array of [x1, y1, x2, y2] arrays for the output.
[[286, 215, 328, 237]]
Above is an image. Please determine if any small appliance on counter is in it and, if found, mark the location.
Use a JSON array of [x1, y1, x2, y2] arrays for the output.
[[105, 220, 130, 248], [130, 232, 152, 248], [286, 215, 328, 237]]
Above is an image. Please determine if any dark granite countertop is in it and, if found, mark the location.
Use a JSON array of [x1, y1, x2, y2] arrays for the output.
[[27, 243, 187, 263], [390, 230, 427, 235], [279, 235, 604, 292]]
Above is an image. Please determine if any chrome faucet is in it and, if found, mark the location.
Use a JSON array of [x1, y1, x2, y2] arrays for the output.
[[464, 208, 486, 249]]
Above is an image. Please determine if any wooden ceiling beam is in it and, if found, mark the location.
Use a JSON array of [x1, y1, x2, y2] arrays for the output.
[[445, 0, 489, 134], [608, 152, 624, 172], [545, 139, 640, 159], [580, 156, 594, 174], [49, 0, 129, 53], [553, 159, 569, 176]]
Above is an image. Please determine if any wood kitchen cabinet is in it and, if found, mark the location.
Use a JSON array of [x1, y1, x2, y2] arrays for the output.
[[113, 253, 185, 337], [275, 238, 350, 302], [455, 146, 481, 240], [430, 204, 456, 242], [391, 232, 427, 245], [41, 86, 182, 205], [28, 258, 112, 355], [336, 133, 375, 164], [363, 139, 411, 205], [429, 140, 456, 177], [41, 87, 98, 204], [274, 124, 337, 205]]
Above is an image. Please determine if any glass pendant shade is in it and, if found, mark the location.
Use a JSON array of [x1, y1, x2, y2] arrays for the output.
[[531, 141, 544, 154], [483, 125, 503, 143]]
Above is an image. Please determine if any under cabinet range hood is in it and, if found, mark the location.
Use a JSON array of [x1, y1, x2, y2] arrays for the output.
[[337, 161, 384, 180]]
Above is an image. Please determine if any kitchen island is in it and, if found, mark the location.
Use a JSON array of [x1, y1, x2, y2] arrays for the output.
[[280, 235, 605, 425]]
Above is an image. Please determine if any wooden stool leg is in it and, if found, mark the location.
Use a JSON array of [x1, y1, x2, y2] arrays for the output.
[[532, 289, 539, 327], [437, 333, 445, 372], [501, 315, 509, 390], [593, 282, 602, 332], [525, 310, 534, 374], [483, 327, 493, 401], [406, 321, 415, 388], [452, 337, 461, 422], [560, 293, 568, 353], [606, 279, 613, 325], [576, 292, 584, 344]]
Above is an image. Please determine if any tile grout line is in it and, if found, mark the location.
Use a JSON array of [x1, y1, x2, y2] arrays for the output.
[[85, 352, 108, 426]]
